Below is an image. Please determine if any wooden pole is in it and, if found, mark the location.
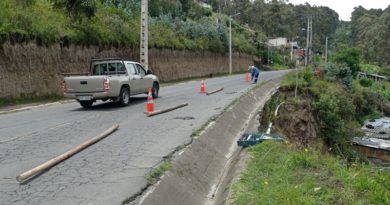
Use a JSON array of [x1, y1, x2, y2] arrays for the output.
[[16, 124, 119, 183], [206, 88, 224, 95], [145, 103, 188, 117]]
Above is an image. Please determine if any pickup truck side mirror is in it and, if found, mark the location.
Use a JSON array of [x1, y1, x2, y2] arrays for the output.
[[146, 70, 153, 75]]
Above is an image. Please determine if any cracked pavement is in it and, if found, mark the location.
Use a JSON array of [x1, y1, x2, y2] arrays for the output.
[[0, 71, 289, 205]]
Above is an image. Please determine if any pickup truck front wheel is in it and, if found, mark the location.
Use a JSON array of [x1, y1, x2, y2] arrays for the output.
[[80, 100, 93, 108], [118, 87, 130, 106]]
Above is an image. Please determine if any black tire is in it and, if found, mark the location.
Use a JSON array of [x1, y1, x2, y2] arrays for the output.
[[80, 100, 93, 108], [118, 87, 130, 106], [152, 82, 159, 99]]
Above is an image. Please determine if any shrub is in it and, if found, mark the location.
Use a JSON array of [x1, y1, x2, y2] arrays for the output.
[[302, 67, 314, 86], [325, 63, 353, 90], [359, 78, 373, 87], [333, 47, 361, 77]]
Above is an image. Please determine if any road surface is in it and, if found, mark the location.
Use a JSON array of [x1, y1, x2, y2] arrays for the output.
[[0, 71, 289, 205]]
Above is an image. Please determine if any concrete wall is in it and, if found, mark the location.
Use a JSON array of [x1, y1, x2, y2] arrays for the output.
[[0, 43, 254, 99]]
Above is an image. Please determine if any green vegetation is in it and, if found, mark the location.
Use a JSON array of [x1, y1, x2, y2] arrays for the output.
[[234, 43, 390, 203], [332, 47, 361, 76], [232, 141, 390, 205], [220, 1, 338, 52], [145, 161, 171, 184], [0, 0, 139, 46], [350, 6, 390, 66], [0, 0, 340, 56], [331, 5, 390, 76], [0, 0, 258, 54], [284, 64, 389, 157]]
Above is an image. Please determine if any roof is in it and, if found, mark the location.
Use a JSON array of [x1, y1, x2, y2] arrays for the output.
[[353, 137, 390, 151], [362, 117, 390, 139], [355, 117, 390, 150], [91, 58, 139, 64]]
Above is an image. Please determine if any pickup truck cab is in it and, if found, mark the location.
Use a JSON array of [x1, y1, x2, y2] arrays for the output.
[[63, 58, 159, 108]]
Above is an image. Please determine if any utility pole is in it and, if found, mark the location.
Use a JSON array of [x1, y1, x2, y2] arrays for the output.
[[267, 45, 270, 65], [305, 16, 310, 67], [304, 15, 313, 67], [325, 36, 328, 65], [309, 16, 313, 64], [229, 15, 232, 74], [140, 0, 148, 69]]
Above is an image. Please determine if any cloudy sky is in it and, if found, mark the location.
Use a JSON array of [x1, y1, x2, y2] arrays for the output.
[[287, 0, 389, 21]]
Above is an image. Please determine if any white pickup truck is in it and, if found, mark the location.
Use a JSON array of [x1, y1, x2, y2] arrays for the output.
[[62, 58, 160, 108]]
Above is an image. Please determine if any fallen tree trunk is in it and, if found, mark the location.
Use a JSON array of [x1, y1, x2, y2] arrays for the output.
[[16, 123, 119, 183], [145, 103, 189, 117], [206, 88, 224, 95]]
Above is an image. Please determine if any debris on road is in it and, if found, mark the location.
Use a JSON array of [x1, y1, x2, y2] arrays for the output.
[[16, 124, 119, 183], [206, 88, 224, 95], [145, 103, 189, 117], [237, 133, 285, 147]]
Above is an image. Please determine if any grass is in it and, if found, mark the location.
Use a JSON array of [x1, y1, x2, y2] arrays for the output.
[[270, 64, 291, 70], [231, 141, 390, 205], [145, 161, 172, 184], [0, 94, 64, 108]]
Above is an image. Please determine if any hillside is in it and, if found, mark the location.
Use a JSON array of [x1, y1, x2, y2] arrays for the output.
[[0, 0, 339, 55]]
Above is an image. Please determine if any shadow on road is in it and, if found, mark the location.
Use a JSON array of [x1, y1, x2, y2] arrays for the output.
[[70, 96, 151, 112]]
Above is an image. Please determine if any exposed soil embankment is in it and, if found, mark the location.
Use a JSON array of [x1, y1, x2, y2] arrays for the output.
[[259, 86, 323, 149], [0, 43, 253, 99]]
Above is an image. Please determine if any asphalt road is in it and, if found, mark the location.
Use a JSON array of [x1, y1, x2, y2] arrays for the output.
[[0, 70, 289, 205]]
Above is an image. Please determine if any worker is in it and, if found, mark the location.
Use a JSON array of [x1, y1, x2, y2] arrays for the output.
[[248, 65, 260, 83]]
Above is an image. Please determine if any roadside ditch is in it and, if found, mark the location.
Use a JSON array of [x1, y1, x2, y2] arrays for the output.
[[124, 77, 284, 205]]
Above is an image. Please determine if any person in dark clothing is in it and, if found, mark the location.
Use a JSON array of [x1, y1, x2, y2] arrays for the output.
[[248, 65, 260, 83]]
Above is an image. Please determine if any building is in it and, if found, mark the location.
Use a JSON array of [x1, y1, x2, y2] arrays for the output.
[[268, 37, 288, 47], [197, 0, 212, 9], [353, 117, 390, 165]]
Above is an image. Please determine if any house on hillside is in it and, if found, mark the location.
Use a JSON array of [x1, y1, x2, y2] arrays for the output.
[[268, 37, 300, 50], [358, 72, 388, 82], [268, 37, 302, 62], [353, 117, 390, 165], [268, 37, 288, 47]]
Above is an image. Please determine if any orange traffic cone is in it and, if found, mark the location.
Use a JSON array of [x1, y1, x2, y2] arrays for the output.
[[245, 72, 249, 82], [146, 87, 154, 113], [200, 80, 206, 93]]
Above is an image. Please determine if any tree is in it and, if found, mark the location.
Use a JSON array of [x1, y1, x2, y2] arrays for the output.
[[179, 0, 194, 14], [349, 5, 390, 65], [333, 47, 361, 77]]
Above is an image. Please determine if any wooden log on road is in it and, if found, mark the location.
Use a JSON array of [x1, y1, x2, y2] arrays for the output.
[[206, 87, 224, 95], [16, 123, 119, 183], [145, 103, 189, 117]]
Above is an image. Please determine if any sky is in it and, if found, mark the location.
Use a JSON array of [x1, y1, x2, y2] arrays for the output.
[[287, 0, 390, 21]]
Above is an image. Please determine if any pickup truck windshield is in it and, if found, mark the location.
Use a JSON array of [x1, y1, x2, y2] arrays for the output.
[[92, 62, 126, 75]]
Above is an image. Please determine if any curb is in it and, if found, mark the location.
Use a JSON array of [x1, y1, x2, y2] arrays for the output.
[[0, 100, 74, 115]]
